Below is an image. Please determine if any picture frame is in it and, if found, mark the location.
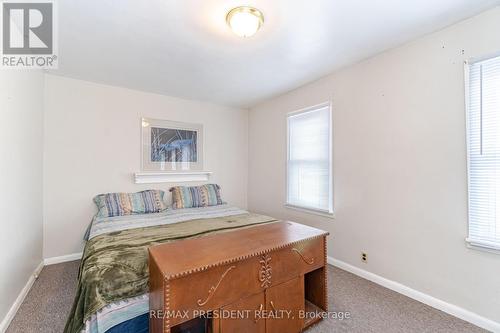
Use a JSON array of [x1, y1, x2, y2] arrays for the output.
[[141, 118, 204, 172]]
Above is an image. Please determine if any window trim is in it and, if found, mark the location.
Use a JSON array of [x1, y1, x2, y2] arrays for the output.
[[464, 57, 500, 254], [285, 101, 334, 217]]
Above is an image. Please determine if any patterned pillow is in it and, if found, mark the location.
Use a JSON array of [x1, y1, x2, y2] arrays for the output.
[[170, 184, 223, 209], [93, 190, 168, 218]]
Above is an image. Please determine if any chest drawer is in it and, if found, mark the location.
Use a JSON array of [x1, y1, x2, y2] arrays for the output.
[[167, 256, 263, 327], [269, 237, 325, 286]]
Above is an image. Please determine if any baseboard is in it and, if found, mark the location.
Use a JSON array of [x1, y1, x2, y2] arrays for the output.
[[43, 252, 83, 265], [328, 256, 500, 333], [0, 253, 83, 332], [0, 261, 44, 333]]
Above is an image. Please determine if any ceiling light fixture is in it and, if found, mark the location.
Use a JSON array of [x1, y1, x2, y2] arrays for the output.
[[226, 6, 264, 37]]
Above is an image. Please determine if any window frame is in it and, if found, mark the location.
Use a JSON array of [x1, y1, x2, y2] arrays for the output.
[[464, 55, 500, 254], [285, 101, 334, 218]]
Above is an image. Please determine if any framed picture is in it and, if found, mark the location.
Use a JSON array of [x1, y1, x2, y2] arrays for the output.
[[141, 118, 203, 171]]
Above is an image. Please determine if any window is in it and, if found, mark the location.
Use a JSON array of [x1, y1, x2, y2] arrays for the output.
[[466, 55, 500, 252], [286, 103, 333, 215]]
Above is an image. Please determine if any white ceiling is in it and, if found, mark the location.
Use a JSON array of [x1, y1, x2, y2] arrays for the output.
[[51, 0, 500, 108]]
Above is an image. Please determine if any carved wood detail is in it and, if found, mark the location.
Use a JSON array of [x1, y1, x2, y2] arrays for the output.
[[197, 265, 236, 306], [259, 253, 272, 289], [292, 248, 315, 265]]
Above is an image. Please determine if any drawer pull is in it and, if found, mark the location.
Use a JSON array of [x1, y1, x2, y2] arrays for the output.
[[254, 304, 264, 323], [197, 265, 236, 306], [292, 248, 315, 265]]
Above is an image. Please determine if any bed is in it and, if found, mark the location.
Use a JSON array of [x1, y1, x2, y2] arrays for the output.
[[64, 204, 278, 333]]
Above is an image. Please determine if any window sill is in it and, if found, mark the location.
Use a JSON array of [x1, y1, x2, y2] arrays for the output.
[[465, 238, 500, 255], [284, 204, 335, 219]]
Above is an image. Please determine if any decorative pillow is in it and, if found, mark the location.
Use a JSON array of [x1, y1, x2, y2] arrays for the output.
[[93, 190, 167, 218], [170, 184, 223, 209]]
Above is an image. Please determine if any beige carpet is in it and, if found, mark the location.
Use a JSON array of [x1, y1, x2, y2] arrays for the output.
[[6, 262, 487, 333]]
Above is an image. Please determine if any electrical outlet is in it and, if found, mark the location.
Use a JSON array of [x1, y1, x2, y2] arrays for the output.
[[361, 252, 367, 263]]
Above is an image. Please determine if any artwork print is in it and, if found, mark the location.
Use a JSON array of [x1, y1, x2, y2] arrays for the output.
[[142, 118, 203, 171], [151, 127, 198, 162]]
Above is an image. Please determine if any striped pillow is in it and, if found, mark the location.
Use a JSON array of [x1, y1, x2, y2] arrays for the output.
[[170, 184, 223, 209], [93, 190, 168, 218]]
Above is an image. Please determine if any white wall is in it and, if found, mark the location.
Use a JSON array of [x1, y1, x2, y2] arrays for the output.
[[0, 71, 44, 325], [43, 75, 248, 258], [248, 7, 500, 325]]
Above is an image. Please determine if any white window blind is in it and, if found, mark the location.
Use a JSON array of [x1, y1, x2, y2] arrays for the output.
[[287, 103, 332, 214], [466, 55, 500, 252]]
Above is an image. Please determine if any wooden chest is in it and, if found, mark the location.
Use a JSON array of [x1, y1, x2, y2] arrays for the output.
[[149, 221, 329, 333]]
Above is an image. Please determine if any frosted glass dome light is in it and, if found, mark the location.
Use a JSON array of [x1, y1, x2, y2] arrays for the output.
[[226, 6, 264, 37]]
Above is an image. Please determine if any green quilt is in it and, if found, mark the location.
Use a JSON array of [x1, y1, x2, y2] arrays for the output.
[[64, 213, 277, 333]]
